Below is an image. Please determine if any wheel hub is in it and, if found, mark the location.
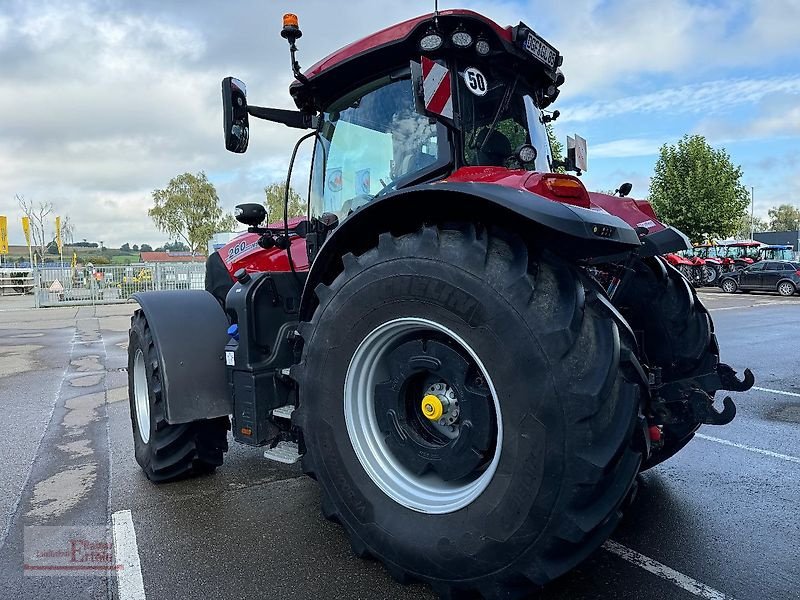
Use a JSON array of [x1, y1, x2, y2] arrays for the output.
[[344, 317, 503, 514], [373, 338, 493, 482]]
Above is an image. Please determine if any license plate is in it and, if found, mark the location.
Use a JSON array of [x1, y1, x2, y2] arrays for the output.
[[523, 32, 558, 69]]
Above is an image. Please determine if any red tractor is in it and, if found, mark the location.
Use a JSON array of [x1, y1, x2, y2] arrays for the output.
[[719, 240, 762, 271], [128, 11, 753, 597], [691, 243, 725, 284], [663, 251, 706, 286]]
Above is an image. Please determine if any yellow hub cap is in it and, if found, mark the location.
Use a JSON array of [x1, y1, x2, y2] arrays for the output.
[[421, 394, 443, 421]]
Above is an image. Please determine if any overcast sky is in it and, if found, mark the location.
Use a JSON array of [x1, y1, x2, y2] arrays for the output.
[[1, 0, 799, 247]]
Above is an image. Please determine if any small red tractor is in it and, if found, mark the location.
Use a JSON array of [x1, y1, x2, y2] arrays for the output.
[[128, 10, 753, 597], [690, 243, 725, 284], [719, 240, 762, 271], [664, 251, 706, 286]]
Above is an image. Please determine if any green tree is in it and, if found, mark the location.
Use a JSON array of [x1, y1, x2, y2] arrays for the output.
[[546, 123, 564, 173], [132, 244, 139, 251], [649, 135, 750, 242], [120, 242, 131, 251], [148, 172, 236, 254], [733, 214, 768, 239], [140, 243, 153, 252], [767, 204, 800, 231], [163, 240, 190, 252], [264, 182, 306, 222]]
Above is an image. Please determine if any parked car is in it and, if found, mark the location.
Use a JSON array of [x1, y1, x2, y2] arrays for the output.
[[719, 261, 800, 296]]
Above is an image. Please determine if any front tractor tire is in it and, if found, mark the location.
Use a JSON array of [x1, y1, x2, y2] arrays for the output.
[[128, 310, 229, 483], [294, 226, 645, 597]]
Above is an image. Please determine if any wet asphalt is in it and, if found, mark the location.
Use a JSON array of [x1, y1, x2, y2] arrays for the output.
[[0, 289, 797, 600]]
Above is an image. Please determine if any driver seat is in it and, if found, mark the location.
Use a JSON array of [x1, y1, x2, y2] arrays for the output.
[[475, 128, 512, 166]]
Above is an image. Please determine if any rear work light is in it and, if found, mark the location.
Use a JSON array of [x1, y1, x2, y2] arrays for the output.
[[420, 29, 444, 51], [451, 28, 473, 48]]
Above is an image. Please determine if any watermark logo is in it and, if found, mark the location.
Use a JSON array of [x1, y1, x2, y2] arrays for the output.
[[24, 526, 122, 576]]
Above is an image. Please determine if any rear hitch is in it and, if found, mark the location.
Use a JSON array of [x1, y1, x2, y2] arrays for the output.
[[649, 363, 754, 427]]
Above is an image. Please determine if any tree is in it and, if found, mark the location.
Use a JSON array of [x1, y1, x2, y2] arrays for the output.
[[264, 182, 306, 222], [733, 214, 768, 239], [132, 244, 139, 251], [649, 135, 750, 242], [120, 243, 131, 251], [57, 215, 74, 246], [767, 204, 800, 231], [140, 243, 153, 252], [546, 123, 565, 173], [148, 171, 236, 254], [163, 240, 189, 252], [16, 194, 52, 260]]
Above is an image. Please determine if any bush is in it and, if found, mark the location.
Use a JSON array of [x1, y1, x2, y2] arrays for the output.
[[83, 255, 111, 265]]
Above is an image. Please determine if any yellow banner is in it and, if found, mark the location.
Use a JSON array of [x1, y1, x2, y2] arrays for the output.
[[0, 216, 8, 254], [22, 216, 31, 248], [55, 215, 62, 254]]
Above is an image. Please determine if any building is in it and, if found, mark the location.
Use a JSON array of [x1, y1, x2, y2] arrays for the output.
[[753, 230, 800, 250]]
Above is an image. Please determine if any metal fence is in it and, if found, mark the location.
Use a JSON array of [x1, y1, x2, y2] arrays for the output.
[[0, 268, 34, 296], [30, 263, 206, 307]]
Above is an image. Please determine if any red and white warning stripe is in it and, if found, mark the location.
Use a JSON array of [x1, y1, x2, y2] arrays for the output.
[[421, 56, 453, 120]]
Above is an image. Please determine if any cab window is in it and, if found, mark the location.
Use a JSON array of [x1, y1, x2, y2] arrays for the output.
[[311, 76, 448, 219]]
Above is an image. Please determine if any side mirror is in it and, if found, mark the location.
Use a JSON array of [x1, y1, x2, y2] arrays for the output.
[[617, 182, 633, 197], [235, 203, 266, 227], [222, 77, 249, 153]]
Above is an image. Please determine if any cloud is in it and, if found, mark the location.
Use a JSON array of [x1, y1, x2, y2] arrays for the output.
[[557, 76, 800, 124], [536, 0, 800, 98], [590, 138, 667, 158], [0, 0, 798, 247]]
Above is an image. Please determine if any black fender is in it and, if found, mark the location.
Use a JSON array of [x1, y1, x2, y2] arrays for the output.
[[640, 226, 692, 257], [299, 182, 642, 320], [132, 290, 232, 423]]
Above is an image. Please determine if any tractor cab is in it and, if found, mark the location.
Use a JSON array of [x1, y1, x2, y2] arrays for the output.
[[223, 10, 578, 236], [759, 244, 794, 262]]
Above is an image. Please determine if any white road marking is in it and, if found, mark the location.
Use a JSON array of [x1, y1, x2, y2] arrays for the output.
[[752, 385, 800, 398], [603, 540, 735, 600], [112, 510, 146, 600], [695, 433, 800, 464]]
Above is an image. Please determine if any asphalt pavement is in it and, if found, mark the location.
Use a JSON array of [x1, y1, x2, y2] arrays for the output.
[[0, 288, 797, 599]]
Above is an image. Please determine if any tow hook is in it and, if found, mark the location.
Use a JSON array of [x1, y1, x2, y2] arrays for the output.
[[649, 363, 754, 427]]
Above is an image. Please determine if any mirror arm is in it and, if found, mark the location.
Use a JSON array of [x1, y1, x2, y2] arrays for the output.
[[247, 105, 318, 129]]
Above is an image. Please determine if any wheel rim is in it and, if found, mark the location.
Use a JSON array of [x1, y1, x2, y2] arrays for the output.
[[344, 317, 502, 514], [133, 348, 151, 444], [779, 282, 794, 296], [723, 280, 735, 292]]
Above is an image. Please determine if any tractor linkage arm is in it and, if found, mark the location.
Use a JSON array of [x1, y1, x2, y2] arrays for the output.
[[649, 364, 755, 427]]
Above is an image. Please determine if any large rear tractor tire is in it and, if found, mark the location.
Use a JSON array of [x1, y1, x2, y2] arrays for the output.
[[128, 310, 229, 483], [294, 225, 645, 597], [614, 257, 719, 469]]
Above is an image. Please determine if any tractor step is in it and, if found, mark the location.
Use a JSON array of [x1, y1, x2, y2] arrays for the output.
[[271, 404, 295, 420], [263, 440, 301, 464]]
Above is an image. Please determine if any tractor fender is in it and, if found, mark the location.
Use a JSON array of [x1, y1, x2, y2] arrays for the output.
[[299, 182, 642, 320], [640, 226, 692, 257], [132, 290, 232, 423]]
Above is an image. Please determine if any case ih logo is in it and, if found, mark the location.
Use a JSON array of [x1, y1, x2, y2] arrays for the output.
[[421, 56, 453, 119]]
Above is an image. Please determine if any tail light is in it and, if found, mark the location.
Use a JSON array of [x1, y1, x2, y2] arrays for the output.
[[795, 270, 800, 276], [525, 173, 591, 208]]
